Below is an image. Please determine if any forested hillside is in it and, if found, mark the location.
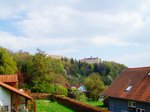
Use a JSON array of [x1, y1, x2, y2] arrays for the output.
[[0, 47, 127, 92]]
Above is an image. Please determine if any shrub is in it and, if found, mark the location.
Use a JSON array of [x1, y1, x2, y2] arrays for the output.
[[68, 88, 87, 101], [55, 85, 68, 96], [78, 93, 87, 102]]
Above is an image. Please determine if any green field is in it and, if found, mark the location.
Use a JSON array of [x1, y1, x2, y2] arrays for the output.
[[83, 100, 105, 108], [36, 100, 75, 112]]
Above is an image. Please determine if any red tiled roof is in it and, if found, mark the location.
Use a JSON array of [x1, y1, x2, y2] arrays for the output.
[[103, 67, 150, 102], [63, 82, 71, 88], [0, 81, 33, 100], [0, 75, 18, 83]]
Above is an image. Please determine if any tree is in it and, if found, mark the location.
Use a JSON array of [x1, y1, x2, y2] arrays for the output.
[[0, 47, 17, 74], [50, 73, 68, 85], [93, 63, 98, 72], [70, 58, 74, 64], [49, 58, 65, 74], [30, 49, 52, 92], [83, 73, 104, 100], [13, 51, 33, 87]]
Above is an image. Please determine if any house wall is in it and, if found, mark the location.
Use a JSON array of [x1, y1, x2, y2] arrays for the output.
[[109, 97, 128, 112], [136, 101, 150, 112], [109, 97, 150, 112], [0, 86, 11, 112]]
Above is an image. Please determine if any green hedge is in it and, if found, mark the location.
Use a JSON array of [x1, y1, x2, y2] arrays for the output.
[[55, 95, 109, 112]]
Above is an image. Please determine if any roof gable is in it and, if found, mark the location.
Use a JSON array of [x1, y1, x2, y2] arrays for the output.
[[0, 81, 33, 100], [0, 75, 18, 83], [103, 67, 150, 102]]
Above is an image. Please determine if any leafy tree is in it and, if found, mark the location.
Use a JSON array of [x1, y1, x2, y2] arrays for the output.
[[13, 51, 33, 87], [49, 58, 65, 74], [30, 49, 52, 92], [50, 73, 68, 85], [0, 47, 17, 74], [84, 73, 105, 100]]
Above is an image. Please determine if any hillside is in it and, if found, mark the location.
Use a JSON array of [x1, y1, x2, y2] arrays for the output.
[[0, 47, 127, 92]]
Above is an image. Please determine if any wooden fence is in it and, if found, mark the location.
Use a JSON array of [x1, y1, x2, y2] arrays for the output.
[[31, 93, 51, 99]]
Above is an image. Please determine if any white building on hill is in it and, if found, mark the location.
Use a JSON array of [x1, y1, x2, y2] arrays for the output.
[[80, 57, 100, 64]]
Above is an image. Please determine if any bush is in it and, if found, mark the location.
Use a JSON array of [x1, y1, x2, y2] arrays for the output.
[[68, 88, 87, 101], [68, 92, 76, 99], [55, 85, 68, 96], [78, 93, 87, 102], [55, 95, 109, 112]]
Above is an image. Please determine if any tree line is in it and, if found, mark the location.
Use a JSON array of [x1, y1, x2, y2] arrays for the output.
[[0, 47, 127, 94]]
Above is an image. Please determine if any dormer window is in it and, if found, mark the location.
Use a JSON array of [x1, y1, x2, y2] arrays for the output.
[[125, 79, 133, 92], [147, 72, 150, 76], [125, 85, 132, 92]]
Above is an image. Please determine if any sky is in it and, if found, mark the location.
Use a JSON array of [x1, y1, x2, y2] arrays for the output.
[[0, 0, 150, 67]]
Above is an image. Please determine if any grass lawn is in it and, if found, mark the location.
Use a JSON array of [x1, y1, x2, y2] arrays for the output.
[[83, 100, 107, 108], [36, 100, 75, 112]]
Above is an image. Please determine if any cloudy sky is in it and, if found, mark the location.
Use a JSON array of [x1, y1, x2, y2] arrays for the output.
[[0, 0, 150, 67]]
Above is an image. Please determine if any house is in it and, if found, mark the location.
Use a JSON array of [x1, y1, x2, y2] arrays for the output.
[[103, 67, 150, 112], [78, 85, 86, 92], [0, 75, 35, 112], [80, 57, 100, 64], [48, 54, 63, 59], [63, 82, 71, 89]]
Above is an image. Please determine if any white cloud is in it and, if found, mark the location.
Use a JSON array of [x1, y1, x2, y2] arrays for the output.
[[113, 52, 150, 67], [0, 0, 150, 67], [15, 6, 144, 40], [16, 5, 79, 37], [0, 31, 75, 51], [49, 47, 79, 55], [81, 11, 144, 34], [88, 36, 139, 46], [0, 1, 25, 19]]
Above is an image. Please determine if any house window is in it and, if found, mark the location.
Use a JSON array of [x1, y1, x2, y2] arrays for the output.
[[128, 101, 136, 107], [136, 108, 145, 112], [125, 85, 133, 92], [0, 106, 9, 112]]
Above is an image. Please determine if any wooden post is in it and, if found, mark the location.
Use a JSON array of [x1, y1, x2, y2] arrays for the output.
[[15, 94, 18, 112], [25, 99, 28, 109], [34, 100, 36, 112]]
